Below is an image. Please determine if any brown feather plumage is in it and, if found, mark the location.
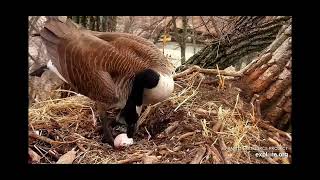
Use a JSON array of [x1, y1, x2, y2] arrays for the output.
[[40, 18, 174, 109]]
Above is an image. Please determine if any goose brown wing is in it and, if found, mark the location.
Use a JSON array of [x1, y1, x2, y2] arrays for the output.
[[89, 31, 174, 73], [40, 20, 146, 104]]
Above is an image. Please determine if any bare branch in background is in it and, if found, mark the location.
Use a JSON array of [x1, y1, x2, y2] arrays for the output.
[[200, 16, 216, 38], [172, 16, 181, 42], [123, 16, 135, 33], [29, 16, 41, 35], [210, 16, 222, 38]]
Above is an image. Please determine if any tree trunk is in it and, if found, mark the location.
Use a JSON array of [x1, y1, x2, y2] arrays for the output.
[[72, 16, 79, 24], [96, 16, 101, 31], [236, 21, 292, 131], [191, 16, 197, 54], [89, 16, 95, 30], [183, 16, 291, 71], [181, 16, 188, 64], [80, 16, 87, 27], [123, 16, 134, 33], [109, 16, 117, 32]]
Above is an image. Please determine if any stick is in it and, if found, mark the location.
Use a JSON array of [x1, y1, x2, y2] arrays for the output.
[[164, 121, 179, 135], [194, 108, 217, 117], [137, 105, 153, 127], [268, 138, 290, 164], [205, 144, 223, 163], [33, 145, 52, 164], [116, 151, 152, 164], [174, 65, 242, 80], [252, 145, 278, 164], [257, 121, 292, 141], [145, 127, 152, 141], [178, 132, 196, 141], [29, 132, 79, 145], [142, 155, 159, 164], [190, 146, 207, 164], [76, 142, 87, 152], [174, 90, 198, 112], [212, 115, 223, 132], [200, 16, 216, 38], [48, 149, 59, 160], [219, 137, 231, 164], [174, 75, 204, 112]]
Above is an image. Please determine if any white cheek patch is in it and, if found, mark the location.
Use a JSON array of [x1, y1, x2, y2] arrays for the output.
[[143, 74, 174, 103], [47, 60, 68, 83], [136, 106, 142, 116]]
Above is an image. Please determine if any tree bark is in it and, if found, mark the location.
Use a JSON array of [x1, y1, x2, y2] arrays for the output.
[[80, 16, 87, 27], [181, 16, 188, 64], [235, 21, 292, 131], [182, 16, 291, 71], [123, 16, 134, 33], [72, 16, 79, 24], [172, 16, 188, 64], [106, 16, 117, 32], [89, 16, 95, 30], [96, 16, 101, 31]]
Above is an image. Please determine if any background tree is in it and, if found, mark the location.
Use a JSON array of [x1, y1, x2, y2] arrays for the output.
[[67, 16, 117, 32], [172, 16, 188, 64], [182, 16, 291, 71], [235, 20, 292, 130]]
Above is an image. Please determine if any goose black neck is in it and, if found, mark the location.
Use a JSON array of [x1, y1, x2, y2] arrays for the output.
[[120, 69, 160, 137], [130, 69, 160, 105]]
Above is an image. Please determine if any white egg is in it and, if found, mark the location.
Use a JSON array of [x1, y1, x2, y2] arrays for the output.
[[114, 133, 133, 148]]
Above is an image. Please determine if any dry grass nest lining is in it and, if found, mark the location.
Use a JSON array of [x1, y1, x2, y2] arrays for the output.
[[29, 72, 292, 164]]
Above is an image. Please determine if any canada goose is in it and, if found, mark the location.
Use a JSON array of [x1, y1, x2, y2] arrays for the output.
[[30, 17, 175, 147]]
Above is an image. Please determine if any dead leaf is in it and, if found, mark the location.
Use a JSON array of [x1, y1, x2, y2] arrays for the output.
[[56, 149, 77, 164]]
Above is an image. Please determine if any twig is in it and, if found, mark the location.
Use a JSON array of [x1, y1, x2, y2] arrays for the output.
[[194, 108, 217, 117], [252, 145, 278, 164], [174, 65, 242, 80], [145, 127, 152, 141], [89, 106, 97, 127], [205, 144, 223, 163], [116, 151, 153, 164], [174, 75, 204, 112], [212, 116, 223, 132], [200, 16, 216, 38], [54, 89, 83, 96], [209, 16, 222, 38], [33, 145, 52, 164], [268, 138, 290, 164], [76, 142, 87, 152], [29, 16, 40, 35], [149, 17, 167, 37], [190, 146, 207, 164], [48, 149, 59, 160], [257, 121, 291, 141], [219, 137, 231, 164], [231, 93, 240, 117], [164, 121, 179, 135], [178, 132, 196, 141], [142, 155, 159, 164], [29, 132, 79, 145], [137, 105, 153, 127], [174, 90, 198, 112]]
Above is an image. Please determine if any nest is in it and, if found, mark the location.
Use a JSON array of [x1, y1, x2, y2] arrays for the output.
[[28, 72, 292, 164]]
